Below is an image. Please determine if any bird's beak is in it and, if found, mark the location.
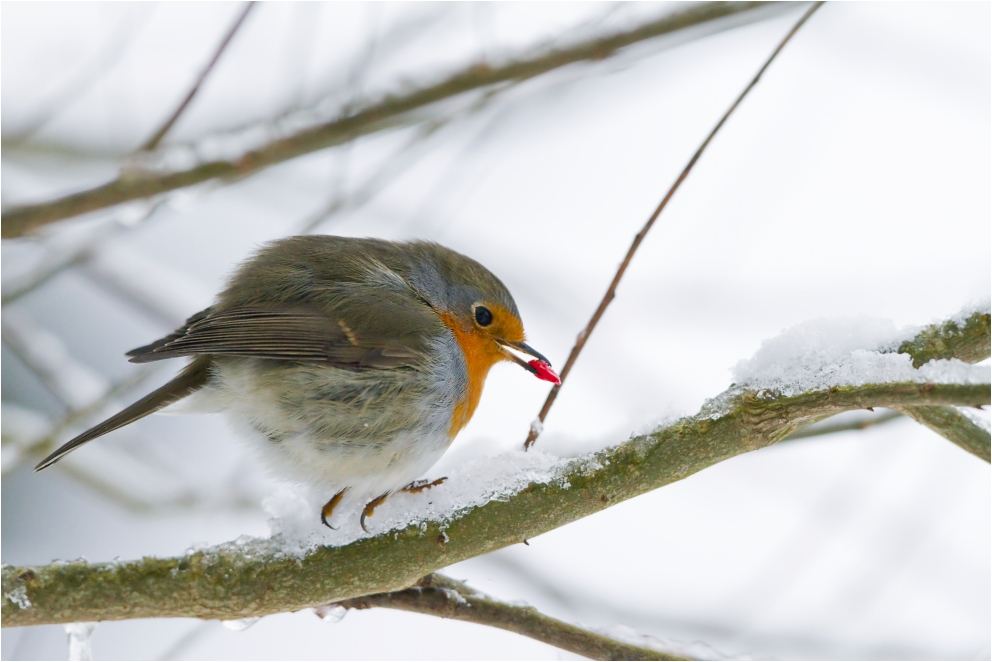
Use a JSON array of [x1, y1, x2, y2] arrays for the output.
[[497, 340, 561, 385]]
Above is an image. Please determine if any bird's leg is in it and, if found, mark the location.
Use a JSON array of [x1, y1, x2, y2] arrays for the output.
[[360, 493, 389, 534], [320, 488, 348, 530], [401, 477, 447, 494]]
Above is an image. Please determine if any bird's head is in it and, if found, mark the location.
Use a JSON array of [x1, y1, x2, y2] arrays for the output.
[[407, 241, 560, 386]]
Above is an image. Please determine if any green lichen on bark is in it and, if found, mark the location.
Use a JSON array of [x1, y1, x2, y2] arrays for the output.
[[898, 310, 991, 367], [891, 308, 991, 461]]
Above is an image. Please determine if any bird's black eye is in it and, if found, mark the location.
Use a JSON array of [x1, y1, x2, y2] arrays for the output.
[[474, 305, 493, 327]]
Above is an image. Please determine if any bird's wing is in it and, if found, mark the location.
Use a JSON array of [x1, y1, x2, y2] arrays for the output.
[[126, 300, 436, 369]]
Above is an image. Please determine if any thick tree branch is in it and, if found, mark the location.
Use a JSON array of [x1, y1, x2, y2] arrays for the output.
[[333, 574, 689, 661], [2, 309, 987, 628], [3, 381, 986, 628], [1, 2, 776, 238]]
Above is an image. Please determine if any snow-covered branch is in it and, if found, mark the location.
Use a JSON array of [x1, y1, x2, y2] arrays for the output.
[[2, 307, 987, 632]]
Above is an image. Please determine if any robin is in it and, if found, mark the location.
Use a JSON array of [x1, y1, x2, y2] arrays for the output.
[[35, 235, 559, 532]]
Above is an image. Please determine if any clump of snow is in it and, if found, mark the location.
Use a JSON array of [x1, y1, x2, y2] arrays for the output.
[[732, 315, 990, 397], [440, 587, 469, 606], [5, 585, 31, 610], [948, 296, 991, 325], [262, 449, 572, 556]]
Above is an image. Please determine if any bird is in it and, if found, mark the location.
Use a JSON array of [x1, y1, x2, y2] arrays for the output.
[[35, 235, 560, 532]]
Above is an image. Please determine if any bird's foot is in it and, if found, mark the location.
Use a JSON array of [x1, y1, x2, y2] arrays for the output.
[[358, 479, 448, 533], [401, 477, 447, 494], [320, 488, 348, 530], [360, 493, 389, 534]]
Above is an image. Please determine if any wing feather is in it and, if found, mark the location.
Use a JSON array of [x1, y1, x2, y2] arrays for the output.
[[127, 305, 430, 369]]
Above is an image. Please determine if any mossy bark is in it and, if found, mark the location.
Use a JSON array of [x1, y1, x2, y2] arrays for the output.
[[898, 311, 991, 367]]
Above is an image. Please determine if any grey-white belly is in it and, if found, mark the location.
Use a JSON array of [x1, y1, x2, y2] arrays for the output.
[[202, 335, 466, 496]]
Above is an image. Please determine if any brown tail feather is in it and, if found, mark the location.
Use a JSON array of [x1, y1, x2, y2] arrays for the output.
[[34, 357, 212, 471]]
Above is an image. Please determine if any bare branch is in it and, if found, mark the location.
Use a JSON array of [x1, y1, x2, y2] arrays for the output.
[[139, 3, 256, 152], [55, 462, 261, 515], [783, 410, 903, 440], [1, 2, 777, 238], [894, 405, 990, 462], [334, 574, 690, 661], [525, 2, 824, 449], [3, 7, 153, 144], [2, 200, 166, 307], [1, 365, 157, 477], [1, 312, 107, 410]]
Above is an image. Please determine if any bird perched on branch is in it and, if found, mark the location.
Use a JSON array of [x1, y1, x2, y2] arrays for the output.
[[35, 236, 559, 532]]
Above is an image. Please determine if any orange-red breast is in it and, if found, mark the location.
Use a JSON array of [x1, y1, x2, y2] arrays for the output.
[[36, 236, 559, 531]]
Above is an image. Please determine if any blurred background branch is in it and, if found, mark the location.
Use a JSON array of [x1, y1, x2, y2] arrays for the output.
[[333, 574, 691, 661], [782, 409, 902, 440], [1, 1, 779, 237], [139, 2, 256, 152]]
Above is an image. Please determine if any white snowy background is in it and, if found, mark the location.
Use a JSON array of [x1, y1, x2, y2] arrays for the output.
[[2, 2, 989, 660]]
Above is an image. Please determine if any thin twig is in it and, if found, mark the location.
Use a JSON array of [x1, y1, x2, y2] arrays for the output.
[[1, 313, 106, 410], [139, 2, 255, 151], [2, 2, 778, 237], [783, 410, 903, 441], [1, 200, 167, 307], [332, 574, 691, 661], [4, 7, 153, 144], [56, 462, 261, 515], [524, 2, 824, 449], [300, 87, 501, 235]]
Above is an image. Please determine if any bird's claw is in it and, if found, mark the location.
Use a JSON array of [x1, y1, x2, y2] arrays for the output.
[[360, 493, 389, 534], [320, 488, 348, 530]]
